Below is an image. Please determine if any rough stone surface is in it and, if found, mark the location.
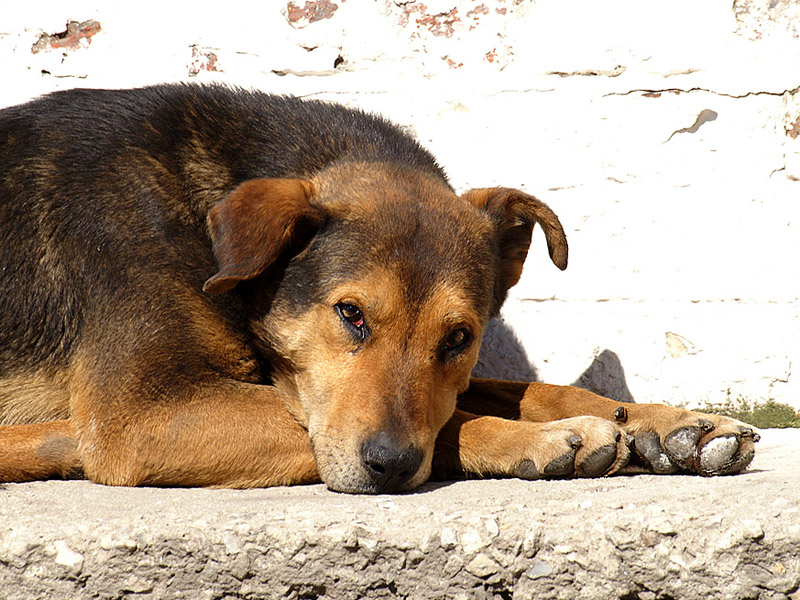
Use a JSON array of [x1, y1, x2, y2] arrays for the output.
[[0, 0, 799, 410], [1, 429, 798, 599]]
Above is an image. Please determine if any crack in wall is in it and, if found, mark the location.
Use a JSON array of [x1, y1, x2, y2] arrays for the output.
[[604, 84, 800, 99]]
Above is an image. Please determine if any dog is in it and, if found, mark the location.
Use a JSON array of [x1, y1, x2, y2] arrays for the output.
[[0, 84, 758, 493]]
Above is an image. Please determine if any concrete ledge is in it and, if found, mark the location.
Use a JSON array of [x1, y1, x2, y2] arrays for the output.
[[2, 430, 798, 600]]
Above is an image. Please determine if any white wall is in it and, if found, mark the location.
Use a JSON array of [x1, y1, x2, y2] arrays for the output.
[[2, 0, 798, 409]]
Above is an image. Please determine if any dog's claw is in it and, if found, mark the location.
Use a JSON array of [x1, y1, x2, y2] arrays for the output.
[[698, 419, 714, 432], [614, 406, 628, 423], [567, 434, 582, 449], [741, 427, 760, 442]]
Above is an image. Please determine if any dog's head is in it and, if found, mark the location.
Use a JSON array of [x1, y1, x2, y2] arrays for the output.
[[203, 163, 567, 493]]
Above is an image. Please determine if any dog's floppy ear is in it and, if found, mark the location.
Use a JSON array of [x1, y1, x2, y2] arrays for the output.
[[203, 178, 325, 294], [463, 187, 568, 313]]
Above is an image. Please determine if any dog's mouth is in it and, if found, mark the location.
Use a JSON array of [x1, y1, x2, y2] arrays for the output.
[[310, 431, 430, 494]]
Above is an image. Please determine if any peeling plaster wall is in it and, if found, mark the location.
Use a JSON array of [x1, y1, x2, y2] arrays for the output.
[[1, 0, 798, 410]]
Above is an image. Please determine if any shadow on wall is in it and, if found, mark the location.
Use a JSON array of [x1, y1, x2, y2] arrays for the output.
[[472, 318, 636, 404], [572, 348, 635, 404], [471, 318, 540, 382]]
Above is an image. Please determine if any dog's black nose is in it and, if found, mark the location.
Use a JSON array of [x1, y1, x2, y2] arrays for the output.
[[361, 432, 423, 492]]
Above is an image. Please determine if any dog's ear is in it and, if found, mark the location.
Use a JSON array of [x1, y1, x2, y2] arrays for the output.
[[463, 187, 568, 313], [203, 178, 325, 294]]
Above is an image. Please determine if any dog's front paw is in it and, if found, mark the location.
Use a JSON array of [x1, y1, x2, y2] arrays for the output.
[[514, 416, 631, 480], [626, 411, 759, 476]]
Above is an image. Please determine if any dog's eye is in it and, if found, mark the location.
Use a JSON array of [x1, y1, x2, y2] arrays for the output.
[[338, 304, 364, 327], [445, 329, 466, 348], [335, 303, 367, 340], [441, 328, 472, 358]]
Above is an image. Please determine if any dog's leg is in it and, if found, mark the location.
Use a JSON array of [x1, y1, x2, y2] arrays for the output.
[[433, 408, 630, 481], [458, 379, 758, 476], [70, 381, 320, 488], [0, 420, 82, 482]]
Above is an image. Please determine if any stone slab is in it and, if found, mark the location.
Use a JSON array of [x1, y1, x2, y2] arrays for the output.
[[1, 429, 798, 599]]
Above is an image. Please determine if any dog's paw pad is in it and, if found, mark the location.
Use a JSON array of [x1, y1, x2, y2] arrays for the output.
[[543, 449, 577, 477], [514, 459, 541, 480], [698, 434, 755, 476], [634, 431, 679, 474], [663, 425, 702, 466], [577, 444, 618, 477]]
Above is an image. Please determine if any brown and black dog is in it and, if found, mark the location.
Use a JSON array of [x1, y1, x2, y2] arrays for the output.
[[0, 84, 757, 493]]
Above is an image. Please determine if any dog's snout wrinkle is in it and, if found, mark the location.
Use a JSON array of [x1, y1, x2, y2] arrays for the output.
[[361, 431, 423, 493]]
